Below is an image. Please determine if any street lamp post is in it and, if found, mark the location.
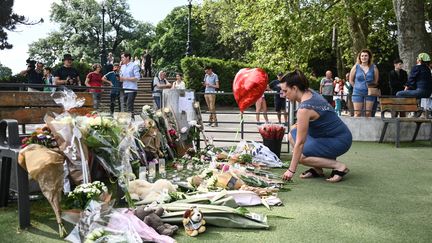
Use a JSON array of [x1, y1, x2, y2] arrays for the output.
[[185, 0, 192, 56], [100, 3, 107, 66]]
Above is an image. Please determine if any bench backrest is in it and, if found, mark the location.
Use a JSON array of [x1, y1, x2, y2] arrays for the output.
[[0, 91, 93, 124], [380, 97, 419, 112]]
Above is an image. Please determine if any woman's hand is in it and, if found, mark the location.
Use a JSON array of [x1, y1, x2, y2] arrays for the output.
[[282, 169, 294, 181]]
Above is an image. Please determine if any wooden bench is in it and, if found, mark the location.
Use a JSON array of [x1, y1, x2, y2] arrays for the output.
[[379, 97, 432, 147], [0, 91, 93, 229]]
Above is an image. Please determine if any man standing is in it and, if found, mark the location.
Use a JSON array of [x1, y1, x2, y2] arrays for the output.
[[152, 70, 171, 109], [103, 63, 124, 114], [53, 54, 81, 90], [120, 52, 140, 116], [203, 66, 219, 127], [320, 70, 334, 105], [143, 50, 152, 77], [388, 58, 408, 96], [20, 59, 44, 91], [269, 72, 288, 124]]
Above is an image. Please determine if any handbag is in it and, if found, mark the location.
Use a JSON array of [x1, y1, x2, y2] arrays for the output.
[[362, 68, 380, 96], [368, 85, 381, 96]]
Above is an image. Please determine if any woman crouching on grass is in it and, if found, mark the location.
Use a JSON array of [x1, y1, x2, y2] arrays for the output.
[[281, 70, 352, 182]]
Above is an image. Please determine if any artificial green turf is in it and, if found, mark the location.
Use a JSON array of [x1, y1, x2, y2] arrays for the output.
[[1, 141, 431, 242]]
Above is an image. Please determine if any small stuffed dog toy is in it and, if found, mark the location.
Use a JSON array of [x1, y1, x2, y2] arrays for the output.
[[183, 206, 206, 237]]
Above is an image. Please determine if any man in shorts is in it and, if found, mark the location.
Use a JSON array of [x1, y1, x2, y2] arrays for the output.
[[269, 72, 288, 124]]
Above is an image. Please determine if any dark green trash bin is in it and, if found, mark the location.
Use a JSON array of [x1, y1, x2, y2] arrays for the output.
[[263, 138, 282, 158]]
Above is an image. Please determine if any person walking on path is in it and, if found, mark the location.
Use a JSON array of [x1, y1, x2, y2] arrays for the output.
[[103, 63, 124, 114], [120, 52, 140, 116], [85, 63, 112, 110], [319, 70, 334, 105], [281, 70, 352, 183], [269, 73, 288, 124], [143, 50, 152, 77], [203, 66, 220, 127]]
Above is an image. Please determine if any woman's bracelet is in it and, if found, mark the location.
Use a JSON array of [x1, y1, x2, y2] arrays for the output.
[[288, 168, 296, 174]]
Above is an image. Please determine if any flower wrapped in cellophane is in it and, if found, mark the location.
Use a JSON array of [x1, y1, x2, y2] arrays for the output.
[[18, 127, 67, 237], [82, 114, 136, 207]]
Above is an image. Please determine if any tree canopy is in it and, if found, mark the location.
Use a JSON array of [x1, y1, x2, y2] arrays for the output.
[[16, 0, 432, 79], [0, 0, 43, 50]]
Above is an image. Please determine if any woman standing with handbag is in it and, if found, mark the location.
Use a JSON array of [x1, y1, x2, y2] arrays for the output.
[[348, 49, 380, 117]]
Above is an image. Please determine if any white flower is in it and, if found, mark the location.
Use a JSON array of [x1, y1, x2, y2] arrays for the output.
[[181, 127, 188, 133], [188, 120, 197, 126], [142, 105, 151, 112], [89, 117, 102, 126], [155, 111, 163, 117]]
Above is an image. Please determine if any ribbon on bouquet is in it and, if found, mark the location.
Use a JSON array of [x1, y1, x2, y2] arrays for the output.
[[64, 125, 90, 184]]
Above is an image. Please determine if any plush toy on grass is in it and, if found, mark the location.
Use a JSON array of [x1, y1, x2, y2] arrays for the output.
[[134, 204, 179, 236], [183, 206, 206, 237]]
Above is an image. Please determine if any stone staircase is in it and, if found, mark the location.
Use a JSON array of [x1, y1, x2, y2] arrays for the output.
[[100, 77, 175, 112]]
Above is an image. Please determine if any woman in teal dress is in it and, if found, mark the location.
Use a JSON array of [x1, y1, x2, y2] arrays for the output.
[[281, 70, 352, 182]]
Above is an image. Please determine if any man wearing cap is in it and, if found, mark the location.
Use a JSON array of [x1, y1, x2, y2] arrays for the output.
[[396, 53, 432, 99], [53, 54, 81, 89]]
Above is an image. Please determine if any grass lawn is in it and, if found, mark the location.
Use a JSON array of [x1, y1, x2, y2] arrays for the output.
[[1, 141, 431, 243]]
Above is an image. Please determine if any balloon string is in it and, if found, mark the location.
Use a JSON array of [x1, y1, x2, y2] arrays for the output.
[[228, 112, 244, 156]]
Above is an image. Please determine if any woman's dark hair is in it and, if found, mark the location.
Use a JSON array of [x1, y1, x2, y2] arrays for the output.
[[176, 72, 183, 77], [280, 69, 309, 91]]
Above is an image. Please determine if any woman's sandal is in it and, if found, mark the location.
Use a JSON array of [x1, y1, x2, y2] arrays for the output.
[[326, 168, 349, 183], [300, 168, 324, 179]]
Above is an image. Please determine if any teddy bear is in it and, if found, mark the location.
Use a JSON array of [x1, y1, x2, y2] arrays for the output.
[[183, 206, 206, 237], [134, 204, 179, 236]]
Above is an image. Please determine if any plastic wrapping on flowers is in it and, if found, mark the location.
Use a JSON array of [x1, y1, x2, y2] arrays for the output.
[[66, 200, 175, 243], [65, 201, 141, 243], [234, 140, 283, 167], [51, 88, 85, 112], [83, 116, 136, 207]]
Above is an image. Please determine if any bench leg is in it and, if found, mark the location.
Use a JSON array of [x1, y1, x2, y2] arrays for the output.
[[379, 122, 389, 143], [15, 156, 30, 228], [396, 120, 401, 148], [0, 157, 12, 207], [412, 122, 422, 142]]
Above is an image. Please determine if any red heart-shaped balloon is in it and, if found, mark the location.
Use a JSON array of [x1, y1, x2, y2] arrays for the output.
[[233, 68, 268, 112]]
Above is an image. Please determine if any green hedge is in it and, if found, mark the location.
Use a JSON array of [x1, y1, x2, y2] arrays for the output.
[[181, 57, 279, 107]]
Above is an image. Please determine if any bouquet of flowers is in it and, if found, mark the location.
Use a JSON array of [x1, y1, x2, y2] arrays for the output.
[[258, 124, 285, 140], [18, 127, 66, 237], [67, 181, 108, 210], [21, 127, 58, 148], [83, 114, 136, 207]]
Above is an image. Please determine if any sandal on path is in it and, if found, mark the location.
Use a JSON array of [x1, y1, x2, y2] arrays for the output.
[[326, 168, 349, 183], [300, 168, 324, 179]]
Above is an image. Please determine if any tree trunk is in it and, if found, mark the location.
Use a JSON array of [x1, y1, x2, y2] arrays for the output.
[[344, 1, 369, 60], [393, 0, 432, 72]]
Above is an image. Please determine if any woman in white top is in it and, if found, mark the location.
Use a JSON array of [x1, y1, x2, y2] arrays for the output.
[[171, 72, 186, 89]]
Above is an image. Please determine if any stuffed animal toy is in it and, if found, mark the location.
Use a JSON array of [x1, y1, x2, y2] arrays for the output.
[[183, 206, 206, 237], [128, 179, 178, 203], [134, 204, 179, 236]]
